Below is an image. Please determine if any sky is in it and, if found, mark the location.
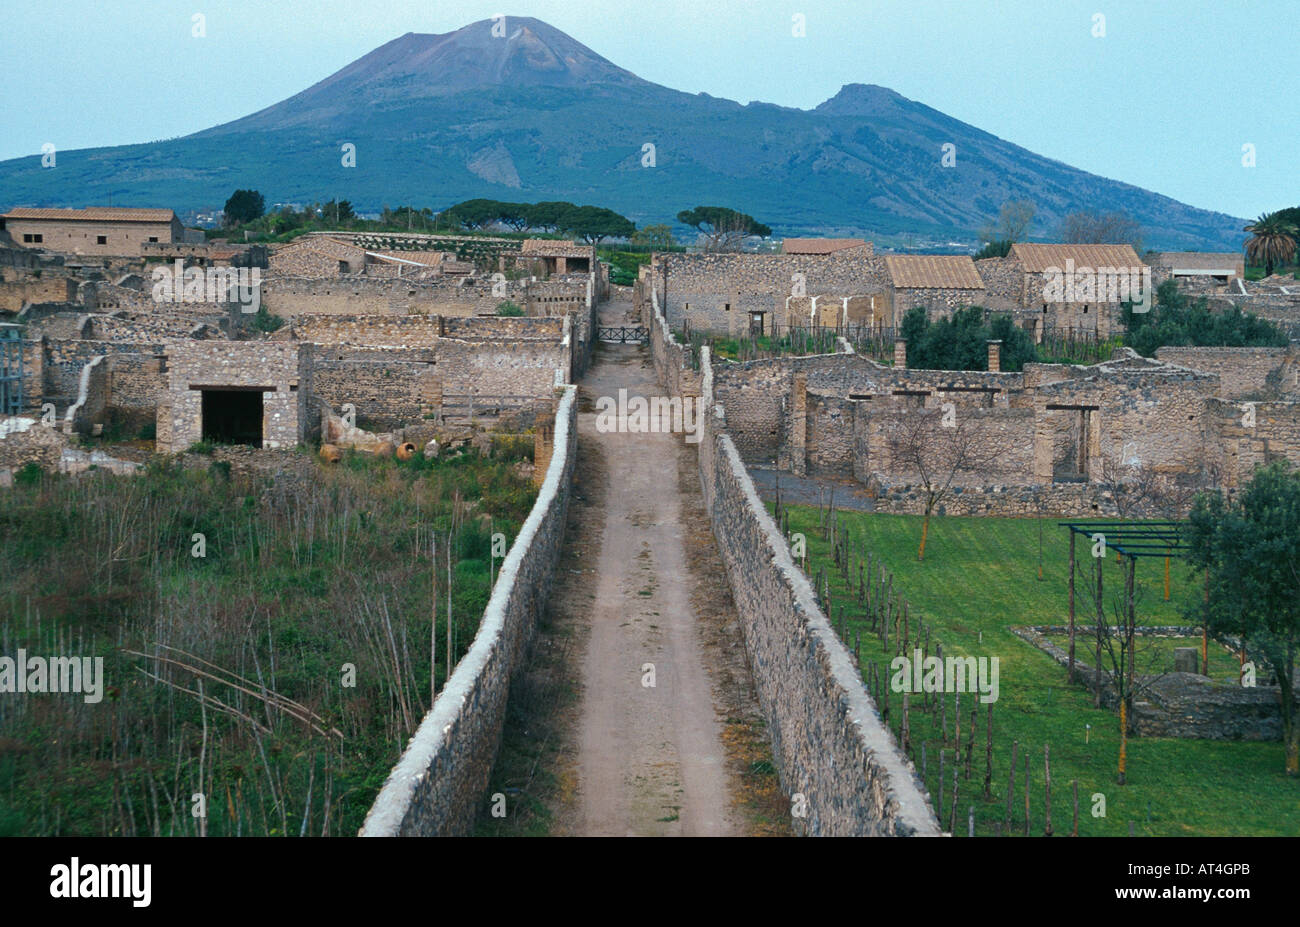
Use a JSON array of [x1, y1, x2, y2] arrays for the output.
[[1, 0, 1294, 220]]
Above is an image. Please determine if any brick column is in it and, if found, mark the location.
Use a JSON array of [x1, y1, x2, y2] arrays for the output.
[[893, 338, 907, 369], [987, 339, 1002, 373]]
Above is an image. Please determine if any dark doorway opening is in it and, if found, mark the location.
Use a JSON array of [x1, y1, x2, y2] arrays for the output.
[[201, 388, 264, 447]]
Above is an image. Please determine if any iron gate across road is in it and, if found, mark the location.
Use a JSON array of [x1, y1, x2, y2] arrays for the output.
[[598, 326, 648, 343]]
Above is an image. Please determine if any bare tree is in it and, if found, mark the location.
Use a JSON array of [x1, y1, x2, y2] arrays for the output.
[[1094, 452, 1198, 518], [1078, 555, 1168, 784], [1059, 209, 1144, 253], [883, 404, 1002, 560]]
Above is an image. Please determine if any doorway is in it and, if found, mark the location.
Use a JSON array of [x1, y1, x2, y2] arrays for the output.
[[200, 388, 265, 447]]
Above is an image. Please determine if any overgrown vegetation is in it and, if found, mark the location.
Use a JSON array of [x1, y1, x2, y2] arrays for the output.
[[900, 306, 1038, 371], [1123, 280, 1287, 357], [0, 451, 536, 836]]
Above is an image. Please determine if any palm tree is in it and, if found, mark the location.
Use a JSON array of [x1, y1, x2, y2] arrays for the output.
[[1243, 211, 1298, 277]]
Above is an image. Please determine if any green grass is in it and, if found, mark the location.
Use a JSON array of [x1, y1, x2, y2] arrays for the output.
[[778, 505, 1300, 836], [1041, 634, 1242, 683]]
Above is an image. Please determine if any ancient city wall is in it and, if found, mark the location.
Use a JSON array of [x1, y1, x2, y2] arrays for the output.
[[359, 386, 576, 837]]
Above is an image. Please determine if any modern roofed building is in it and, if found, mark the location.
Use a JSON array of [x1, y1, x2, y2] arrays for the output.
[[0, 207, 184, 255]]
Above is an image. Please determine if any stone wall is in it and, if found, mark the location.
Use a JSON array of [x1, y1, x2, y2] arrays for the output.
[[359, 386, 576, 837], [658, 250, 888, 334], [0, 276, 76, 313], [263, 274, 587, 319], [648, 279, 941, 836], [157, 341, 312, 453], [1156, 345, 1299, 400], [893, 286, 987, 321], [1015, 626, 1298, 740]]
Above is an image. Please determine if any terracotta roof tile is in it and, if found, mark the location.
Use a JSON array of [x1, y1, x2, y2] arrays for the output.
[[1009, 243, 1144, 274], [884, 254, 985, 290], [520, 238, 593, 258], [3, 207, 176, 223], [782, 238, 869, 255]]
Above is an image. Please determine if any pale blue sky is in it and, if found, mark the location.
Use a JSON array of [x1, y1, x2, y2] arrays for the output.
[[1, 0, 1294, 219]]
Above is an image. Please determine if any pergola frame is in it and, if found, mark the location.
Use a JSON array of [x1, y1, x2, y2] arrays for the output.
[[1057, 521, 1198, 688]]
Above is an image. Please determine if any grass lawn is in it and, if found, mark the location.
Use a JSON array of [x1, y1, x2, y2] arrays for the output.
[[777, 505, 1300, 836]]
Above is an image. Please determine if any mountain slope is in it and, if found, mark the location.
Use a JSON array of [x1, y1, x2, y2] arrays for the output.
[[0, 16, 1246, 250]]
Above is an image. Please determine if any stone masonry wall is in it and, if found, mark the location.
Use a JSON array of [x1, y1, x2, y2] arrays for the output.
[[359, 386, 576, 836], [1156, 345, 1299, 400], [649, 278, 941, 836], [659, 250, 887, 334]]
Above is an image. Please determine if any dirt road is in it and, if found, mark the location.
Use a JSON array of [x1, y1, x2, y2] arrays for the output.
[[568, 297, 740, 835]]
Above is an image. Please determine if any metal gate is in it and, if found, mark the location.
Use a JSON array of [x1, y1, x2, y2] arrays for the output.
[[598, 326, 648, 343]]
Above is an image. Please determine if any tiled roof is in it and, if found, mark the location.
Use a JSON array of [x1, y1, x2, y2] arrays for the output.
[[521, 238, 593, 258], [781, 238, 868, 254], [366, 250, 445, 267], [884, 254, 985, 290], [1009, 243, 1144, 273], [276, 236, 365, 258], [3, 207, 176, 223], [1152, 252, 1243, 271]]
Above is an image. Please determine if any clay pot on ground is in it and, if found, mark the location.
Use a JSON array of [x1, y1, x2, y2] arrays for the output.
[[395, 442, 417, 461], [319, 444, 342, 464]]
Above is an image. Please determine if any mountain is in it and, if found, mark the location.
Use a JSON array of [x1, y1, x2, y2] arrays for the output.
[[0, 17, 1246, 250]]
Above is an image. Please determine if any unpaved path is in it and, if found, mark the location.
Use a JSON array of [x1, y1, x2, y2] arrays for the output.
[[570, 298, 738, 836], [480, 293, 786, 837]]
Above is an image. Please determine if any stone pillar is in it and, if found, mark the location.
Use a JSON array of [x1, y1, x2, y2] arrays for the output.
[[987, 339, 1002, 373], [533, 420, 555, 488], [1173, 647, 1199, 674], [894, 338, 907, 369], [788, 373, 809, 476]]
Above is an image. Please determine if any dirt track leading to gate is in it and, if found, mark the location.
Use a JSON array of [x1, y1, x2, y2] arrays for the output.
[[568, 297, 738, 835]]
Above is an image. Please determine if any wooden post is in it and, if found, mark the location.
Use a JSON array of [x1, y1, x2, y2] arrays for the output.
[[902, 692, 911, 755], [983, 702, 994, 800], [1044, 744, 1053, 837], [1023, 750, 1030, 837], [854, 629, 860, 663], [1005, 740, 1017, 831], [968, 805, 975, 838], [938, 643, 947, 742], [954, 689, 961, 751], [1095, 555, 1104, 709], [1203, 569, 1210, 677], [1071, 779, 1079, 837], [966, 707, 976, 779], [922, 741, 928, 781], [938, 750, 945, 822], [950, 765, 959, 835], [1068, 530, 1076, 683], [1163, 555, 1170, 601]]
